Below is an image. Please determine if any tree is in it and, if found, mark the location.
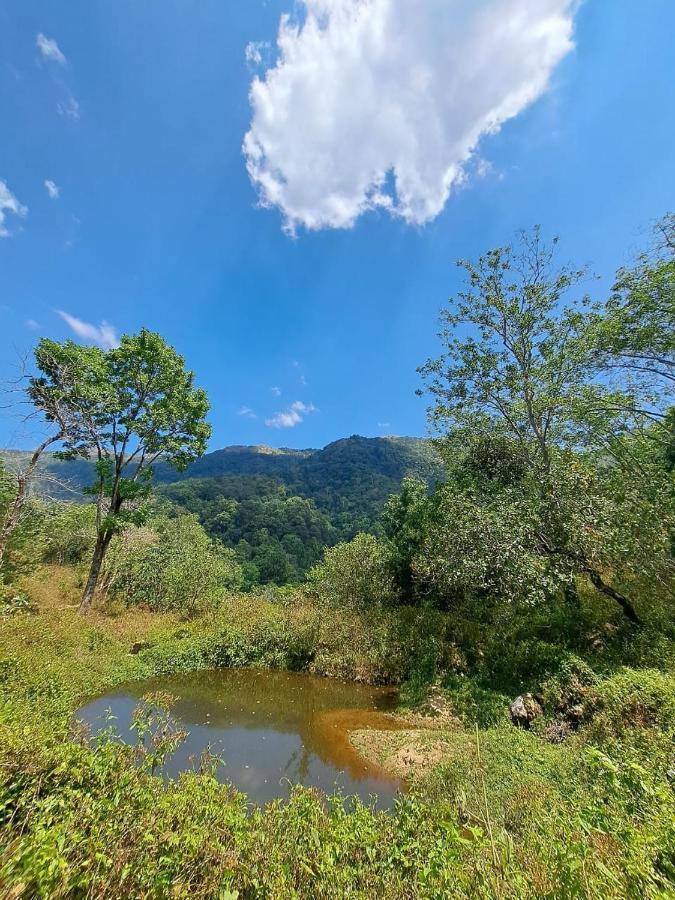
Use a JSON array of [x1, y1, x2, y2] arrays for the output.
[[102, 513, 242, 615], [307, 533, 396, 610], [27, 330, 211, 612], [581, 213, 674, 399], [0, 348, 89, 575], [0, 459, 47, 582], [418, 229, 672, 623], [412, 441, 673, 624], [417, 228, 642, 469], [381, 476, 433, 601]]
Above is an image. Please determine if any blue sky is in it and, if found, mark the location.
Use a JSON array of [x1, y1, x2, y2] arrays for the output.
[[1, 0, 674, 451]]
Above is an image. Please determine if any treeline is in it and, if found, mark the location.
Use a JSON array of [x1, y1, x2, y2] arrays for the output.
[[1, 435, 442, 586], [155, 437, 442, 584], [1, 216, 673, 622], [307, 217, 674, 634]]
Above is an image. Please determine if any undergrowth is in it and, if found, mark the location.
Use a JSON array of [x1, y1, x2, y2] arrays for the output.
[[0, 565, 674, 898]]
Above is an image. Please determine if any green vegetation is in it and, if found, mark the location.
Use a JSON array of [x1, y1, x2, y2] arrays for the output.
[[1, 217, 673, 897], [1, 434, 442, 587]]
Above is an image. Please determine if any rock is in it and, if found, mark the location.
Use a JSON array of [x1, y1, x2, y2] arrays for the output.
[[510, 693, 543, 729], [567, 703, 585, 724], [129, 641, 150, 655]]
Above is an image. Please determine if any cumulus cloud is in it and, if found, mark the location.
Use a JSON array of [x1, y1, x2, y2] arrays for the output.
[[244, 0, 575, 232], [57, 311, 119, 349], [44, 179, 60, 199], [238, 405, 257, 419], [271, 385, 282, 396], [36, 33, 66, 65], [0, 180, 27, 237], [266, 400, 317, 428]]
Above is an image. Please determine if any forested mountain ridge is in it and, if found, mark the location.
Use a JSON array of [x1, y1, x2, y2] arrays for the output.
[[1, 436, 443, 585], [1, 435, 439, 496]]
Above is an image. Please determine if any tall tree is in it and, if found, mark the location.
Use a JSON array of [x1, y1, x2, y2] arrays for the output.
[[581, 213, 674, 398], [28, 330, 211, 612], [418, 229, 672, 624]]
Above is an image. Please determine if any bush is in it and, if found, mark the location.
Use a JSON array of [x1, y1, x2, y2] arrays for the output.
[[103, 514, 243, 614], [42, 501, 97, 564], [306, 533, 397, 610], [582, 668, 675, 750]]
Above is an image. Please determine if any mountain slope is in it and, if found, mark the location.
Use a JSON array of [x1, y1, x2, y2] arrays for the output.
[[1, 436, 443, 585]]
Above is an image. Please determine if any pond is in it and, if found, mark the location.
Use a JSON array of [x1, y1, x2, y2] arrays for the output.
[[76, 668, 405, 810]]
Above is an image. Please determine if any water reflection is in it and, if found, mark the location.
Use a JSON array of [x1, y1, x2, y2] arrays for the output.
[[76, 668, 405, 809]]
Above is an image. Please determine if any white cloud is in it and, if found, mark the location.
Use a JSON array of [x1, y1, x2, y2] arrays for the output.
[[25, 319, 40, 330], [271, 385, 282, 396], [36, 33, 66, 65], [244, 0, 575, 232], [299, 374, 307, 386], [238, 405, 257, 419], [57, 94, 80, 121], [44, 179, 60, 199], [266, 400, 317, 428], [57, 310, 119, 349], [0, 180, 27, 237], [245, 41, 271, 67]]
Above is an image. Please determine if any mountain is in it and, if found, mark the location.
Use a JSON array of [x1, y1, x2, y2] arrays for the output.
[[1, 436, 443, 585]]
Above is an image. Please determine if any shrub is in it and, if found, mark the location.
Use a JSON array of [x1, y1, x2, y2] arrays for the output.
[[306, 533, 397, 610], [42, 501, 97, 564], [103, 514, 243, 614], [582, 668, 675, 750]]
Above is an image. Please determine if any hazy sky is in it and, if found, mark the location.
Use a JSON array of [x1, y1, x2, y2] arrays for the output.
[[1, 0, 674, 450]]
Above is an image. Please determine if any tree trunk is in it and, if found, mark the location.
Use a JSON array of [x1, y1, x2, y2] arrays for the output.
[[79, 532, 112, 613], [585, 567, 641, 626]]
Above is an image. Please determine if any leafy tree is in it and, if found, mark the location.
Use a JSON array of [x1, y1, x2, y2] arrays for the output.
[[0, 459, 47, 583], [42, 502, 97, 565], [0, 350, 88, 574], [102, 513, 242, 614], [307, 533, 396, 610], [412, 444, 673, 623], [417, 228, 639, 468], [418, 230, 672, 623], [581, 213, 674, 401], [381, 476, 433, 601], [27, 330, 211, 611]]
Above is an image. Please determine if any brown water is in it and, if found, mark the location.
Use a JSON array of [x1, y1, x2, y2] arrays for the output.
[[76, 668, 405, 809]]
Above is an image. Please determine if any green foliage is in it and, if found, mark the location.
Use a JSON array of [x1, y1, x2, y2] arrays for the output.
[[580, 213, 674, 406], [307, 532, 397, 610], [103, 513, 243, 614], [0, 562, 674, 898], [28, 330, 212, 606], [2, 436, 443, 586], [412, 228, 675, 623], [410, 454, 674, 618], [0, 459, 46, 582], [41, 501, 97, 564], [582, 668, 675, 750]]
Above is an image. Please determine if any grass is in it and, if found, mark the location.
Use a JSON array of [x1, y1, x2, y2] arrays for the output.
[[1, 565, 674, 897]]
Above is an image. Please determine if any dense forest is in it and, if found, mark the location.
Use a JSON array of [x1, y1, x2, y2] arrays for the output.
[[0, 218, 673, 898], [2, 436, 442, 585]]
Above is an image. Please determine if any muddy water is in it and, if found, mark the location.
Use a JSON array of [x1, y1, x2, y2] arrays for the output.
[[76, 668, 405, 809]]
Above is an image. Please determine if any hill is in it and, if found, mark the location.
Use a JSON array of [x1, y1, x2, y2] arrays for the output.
[[1, 436, 443, 585]]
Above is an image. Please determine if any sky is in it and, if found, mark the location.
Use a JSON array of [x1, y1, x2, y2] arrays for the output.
[[1, 0, 674, 451]]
